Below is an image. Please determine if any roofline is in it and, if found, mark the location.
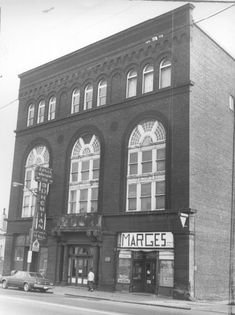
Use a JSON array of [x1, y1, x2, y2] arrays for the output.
[[193, 23, 235, 61], [18, 3, 194, 79]]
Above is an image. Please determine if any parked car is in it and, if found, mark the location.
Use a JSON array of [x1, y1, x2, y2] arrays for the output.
[[1, 270, 53, 292]]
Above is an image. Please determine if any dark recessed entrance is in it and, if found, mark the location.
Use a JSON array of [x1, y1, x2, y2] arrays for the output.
[[132, 251, 158, 294], [68, 246, 92, 286]]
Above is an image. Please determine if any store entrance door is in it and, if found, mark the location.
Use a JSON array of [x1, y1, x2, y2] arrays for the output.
[[68, 257, 89, 286], [67, 246, 91, 286], [145, 260, 156, 293], [132, 252, 158, 294]]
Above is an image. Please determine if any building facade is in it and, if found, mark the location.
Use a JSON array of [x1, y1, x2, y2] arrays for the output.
[[4, 4, 235, 299]]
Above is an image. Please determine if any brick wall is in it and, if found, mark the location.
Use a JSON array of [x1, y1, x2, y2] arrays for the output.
[[190, 25, 235, 299]]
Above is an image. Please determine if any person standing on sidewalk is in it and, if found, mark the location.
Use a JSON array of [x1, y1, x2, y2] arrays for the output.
[[88, 268, 95, 291]]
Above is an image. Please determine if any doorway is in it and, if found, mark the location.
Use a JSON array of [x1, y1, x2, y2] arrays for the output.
[[132, 251, 158, 293], [67, 246, 92, 286]]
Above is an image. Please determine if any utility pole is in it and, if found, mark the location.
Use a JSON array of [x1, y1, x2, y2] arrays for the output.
[[229, 103, 235, 315]]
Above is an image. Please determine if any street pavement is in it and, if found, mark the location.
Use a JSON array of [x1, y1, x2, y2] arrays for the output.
[[53, 285, 230, 314]]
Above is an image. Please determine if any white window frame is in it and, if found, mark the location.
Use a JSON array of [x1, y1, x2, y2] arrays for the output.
[[126, 120, 166, 212], [142, 64, 154, 93], [68, 135, 100, 214], [27, 104, 35, 127], [37, 100, 45, 123], [71, 88, 80, 114], [97, 80, 107, 106], [229, 95, 234, 111], [126, 69, 137, 98], [159, 59, 171, 89], [22, 146, 50, 218], [48, 96, 56, 120], [84, 84, 93, 110]]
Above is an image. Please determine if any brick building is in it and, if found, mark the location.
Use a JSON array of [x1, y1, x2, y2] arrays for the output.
[[4, 4, 235, 299]]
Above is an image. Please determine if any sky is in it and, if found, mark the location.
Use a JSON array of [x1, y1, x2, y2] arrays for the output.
[[0, 0, 235, 215]]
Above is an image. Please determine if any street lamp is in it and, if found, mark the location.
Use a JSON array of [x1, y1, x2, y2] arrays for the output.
[[12, 181, 39, 272]]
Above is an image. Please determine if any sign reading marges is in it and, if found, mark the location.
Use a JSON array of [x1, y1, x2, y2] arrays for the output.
[[118, 232, 174, 249]]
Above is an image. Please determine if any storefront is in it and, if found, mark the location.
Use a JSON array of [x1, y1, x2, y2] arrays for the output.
[[116, 232, 174, 296], [12, 234, 48, 274]]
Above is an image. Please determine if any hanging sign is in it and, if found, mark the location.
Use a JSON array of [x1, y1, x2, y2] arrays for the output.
[[33, 167, 53, 242], [35, 166, 53, 184], [32, 239, 40, 252]]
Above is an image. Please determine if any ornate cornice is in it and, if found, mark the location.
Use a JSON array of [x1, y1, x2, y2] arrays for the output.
[[18, 30, 189, 101]]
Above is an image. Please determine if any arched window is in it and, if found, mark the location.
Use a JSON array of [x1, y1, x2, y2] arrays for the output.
[[159, 59, 171, 89], [48, 96, 56, 120], [97, 80, 107, 106], [84, 84, 93, 110], [37, 100, 45, 123], [71, 88, 80, 114], [126, 120, 166, 212], [68, 135, 100, 214], [27, 104, 35, 127], [126, 69, 137, 98], [22, 146, 50, 217], [142, 64, 154, 93]]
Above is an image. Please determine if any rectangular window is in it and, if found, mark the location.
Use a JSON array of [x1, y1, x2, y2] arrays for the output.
[[161, 69, 171, 88], [127, 79, 137, 98], [141, 183, 151, 211], [37, 103, 45, 123], [38, 247, 48, 276], [14, 247, 24, 271], [79, 189, 88, 213], [128, 184, 137, 211], [92, 159, 100, 180], [81, 160, 90, 181], [229, 95, 234, 111], [28, 115, 34, 127], [129, 152, 138, 175], [27, 105, 34, 126], [156, 181, 165, 210], [143, 72, 153, 93], [98, 85, 107, 106], [73, 102, 80, 113], [48, 103, 56, 120], [84, 87, 93, 110], [22, 195, 30, 217], [156, 148, 165, 171], [159, 260, 174, 287], [72, 91, 80, 113], [69, 190, 77, 213], [31, 195, 36, 216], [71, 161, 79, 182], [25, 170, 32, 189], [142, 150, 152, 173], [91, 187, 98, 212]]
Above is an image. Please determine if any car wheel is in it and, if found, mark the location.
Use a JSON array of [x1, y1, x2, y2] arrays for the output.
[[2, 280, 8, 289], [23, 282, 30, 292]]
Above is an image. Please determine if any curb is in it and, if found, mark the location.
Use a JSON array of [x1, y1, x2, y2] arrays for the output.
[[64, 293, 191, 310]]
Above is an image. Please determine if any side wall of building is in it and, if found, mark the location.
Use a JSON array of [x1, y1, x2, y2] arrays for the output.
[[190, 25, 235, 299]]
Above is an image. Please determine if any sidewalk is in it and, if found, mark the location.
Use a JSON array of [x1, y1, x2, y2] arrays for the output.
[[53, 285, 229, 314]]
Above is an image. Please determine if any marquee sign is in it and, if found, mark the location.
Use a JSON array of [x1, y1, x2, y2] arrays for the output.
[[118, 232, 174, 249]]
